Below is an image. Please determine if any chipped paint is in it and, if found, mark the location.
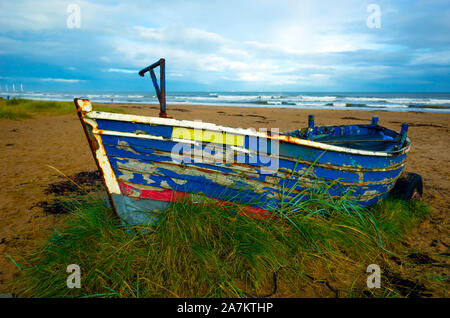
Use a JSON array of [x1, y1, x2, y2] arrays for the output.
[[108, 142, 403, 188]]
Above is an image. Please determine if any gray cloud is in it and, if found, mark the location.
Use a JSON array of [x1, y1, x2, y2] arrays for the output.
[[0, 0, 448, 91]]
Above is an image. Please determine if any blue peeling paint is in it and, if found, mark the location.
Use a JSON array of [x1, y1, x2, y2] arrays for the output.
[[94, 118, 409, 223]]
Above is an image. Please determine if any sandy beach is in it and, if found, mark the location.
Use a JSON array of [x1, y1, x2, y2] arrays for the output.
[[0, 103, 449, 295]]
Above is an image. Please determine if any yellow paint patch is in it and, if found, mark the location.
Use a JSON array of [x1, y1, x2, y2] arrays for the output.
[[172, 127, 244, 147]]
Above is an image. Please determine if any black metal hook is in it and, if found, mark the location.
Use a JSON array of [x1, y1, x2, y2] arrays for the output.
[[139, 58, 167, 118]]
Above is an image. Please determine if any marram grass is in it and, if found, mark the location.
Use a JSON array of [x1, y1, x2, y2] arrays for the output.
[[9, 188, 430, 298], [0, 97, 124, 120]]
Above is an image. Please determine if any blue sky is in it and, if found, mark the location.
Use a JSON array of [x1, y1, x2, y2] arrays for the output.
[[0, 0, 449, 92]]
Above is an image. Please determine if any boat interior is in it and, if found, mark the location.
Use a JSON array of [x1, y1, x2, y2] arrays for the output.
[[283, 116, 408, 153]]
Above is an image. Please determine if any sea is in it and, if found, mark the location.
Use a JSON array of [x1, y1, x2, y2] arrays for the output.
[[1, 91, 449, 113]]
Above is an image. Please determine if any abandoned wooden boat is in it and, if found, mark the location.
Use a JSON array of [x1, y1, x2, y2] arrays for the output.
[[74, 59, 411, 226]]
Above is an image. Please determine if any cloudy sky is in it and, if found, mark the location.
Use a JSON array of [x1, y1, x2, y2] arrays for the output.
[[0, 0, 449, 92]]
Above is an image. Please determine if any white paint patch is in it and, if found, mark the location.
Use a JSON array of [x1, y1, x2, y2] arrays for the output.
[[172, 178, 188, 185], [116, 140, 140, 155], [363, 190, 378, 196], [160, 180, 170, 189]]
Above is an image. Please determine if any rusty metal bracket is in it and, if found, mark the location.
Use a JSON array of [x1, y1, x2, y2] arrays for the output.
[[139, 58, 167, 118]]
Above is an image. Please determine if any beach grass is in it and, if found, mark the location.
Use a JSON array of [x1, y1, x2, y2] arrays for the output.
[[0, 97, 124, 120], [9, 185, 431, 298]]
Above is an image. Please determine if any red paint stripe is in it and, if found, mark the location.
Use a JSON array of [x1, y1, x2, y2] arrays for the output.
[[118, 182, 273, 219], [119, 182, 188, 202]]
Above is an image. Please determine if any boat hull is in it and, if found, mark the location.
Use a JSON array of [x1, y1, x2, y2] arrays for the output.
[[75, 99, 409, 226]]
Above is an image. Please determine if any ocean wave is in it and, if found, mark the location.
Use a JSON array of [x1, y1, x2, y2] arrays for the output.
[[298, 95, 337, 102], [408, 104, 450, 109], [2, 90, 449, 113], [344, 97, 387, 103], [385, 98, 450, 105]]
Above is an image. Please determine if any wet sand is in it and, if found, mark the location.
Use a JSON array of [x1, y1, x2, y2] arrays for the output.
[[0, 103, 449, 296]]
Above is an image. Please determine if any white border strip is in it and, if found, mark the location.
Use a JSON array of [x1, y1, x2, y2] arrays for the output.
[[82, 118, 122, 195]]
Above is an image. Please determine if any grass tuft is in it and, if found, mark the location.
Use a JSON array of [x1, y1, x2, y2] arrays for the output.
[[0, 98, 124, 120]]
